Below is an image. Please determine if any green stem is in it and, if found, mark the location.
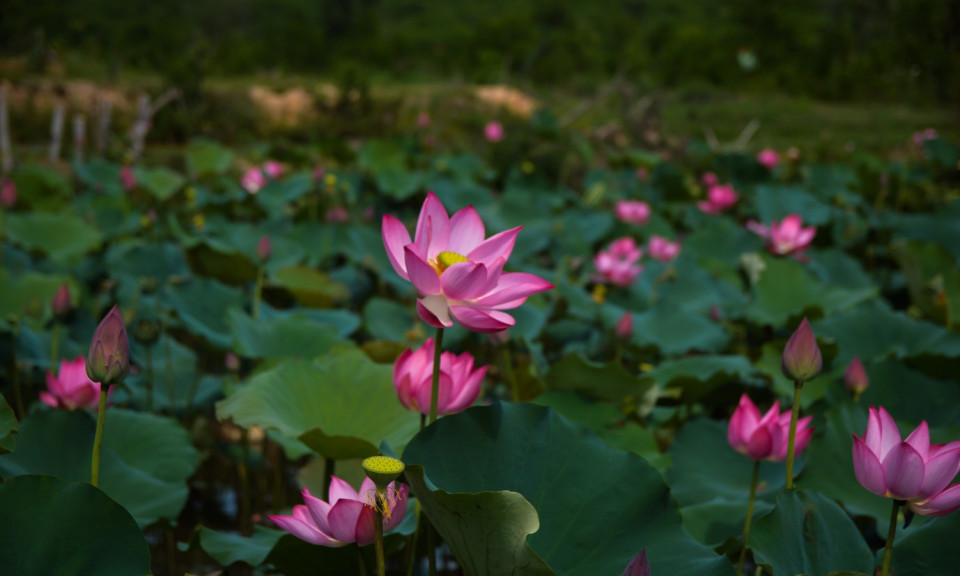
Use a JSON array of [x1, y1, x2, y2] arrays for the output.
[[144, 346, 153, 412], [90, 387, 108, 486], [784, 380, 804, 491], [429, 327, 444, 424], [164, 326, 174, 413], [405, 504, 421, 576], [253, 266, 264, 320], [880, 500, 900, 576], [50, 321, 60, 374], [374, 488, 386, 576], [323, 457, 335, 498], [502, 343, 519, 402], [736, 460, 761, 575], [10, 358, 23, 420], [358, 548, 368, 576], [238, 427, 251, 535], [427, 522, 437, 576]]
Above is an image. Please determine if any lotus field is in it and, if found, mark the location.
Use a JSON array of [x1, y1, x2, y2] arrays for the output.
[[1, 127, 960, 576]]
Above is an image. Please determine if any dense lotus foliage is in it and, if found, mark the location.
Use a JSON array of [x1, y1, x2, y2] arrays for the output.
[[0, 120, 959, 576]]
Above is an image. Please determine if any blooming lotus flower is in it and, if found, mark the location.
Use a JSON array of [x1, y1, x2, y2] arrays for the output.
[[270, 476, 409, 547], [262, 160, 284, 179], [86, 305, 130, 385], [241, 167, 266, 194], [648, 235, 681, 262], [844, 356, 869, 395], [382, 192, 553, 333], [0, 178, 16, 208], [853, 406, 960, 517], [393, 338, 486, 415], [41, 357, 110, 410], [484, 121, 504, 143], [781, 317, 822, 383], [698, 184, 739, 214], [757, 148, 779, 169], [615, 200, 651, 225], [120, 165, 137, 191], [746, 214, 816, 256], [594, 237, 643, 287], [51, 283, 71, 317], [621, 550, 650, 576], [728, 394, 813, 461]]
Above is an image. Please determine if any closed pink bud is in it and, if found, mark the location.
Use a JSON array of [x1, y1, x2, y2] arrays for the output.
[[225, 353, 240, 372], [1, 178, 17, 208], [781, 317, 822, 382], [844, 356, 869, 394], [86, 305, 130, 385], [615, 312, 633, 339], [621, 550, 650, 576], [484, 121, 504, 143], [256, 235, 271, 262], [262, 160, 284, 179], [51, 283, 72, 317], [120, 165, 137, 191], [757, 148, 779, 169]]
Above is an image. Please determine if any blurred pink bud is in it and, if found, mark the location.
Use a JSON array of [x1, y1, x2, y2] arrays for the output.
[[709, 304, 723, 322], [262, 160, 284, 179], [0, 178, 16, 208], [701, 172, 718, 187], [484, 121, 505, 143], [621, 550, 650, 576], [393, 338, 487, 416], [256, 235, 271, 262], [781, 317, 822, 382], [41, 356, 110, 411], [326, 206, 349, 223], [615, 200, 651, 225], [698, 184, 739, 214], [312, 165, 325, 182], [757, 148, 779, 169], [728, 394, 813, 461], [844, 356, 869, 395], [225, 353, 240, 372], [417, 111, 430, 127], [648, 235, 681, 262], [362, 206, 375, 221], [635, 167, 649, 181], [923, 128, 938, 140], [86, 305, 130, 386], [746, 214, 816, 256], [594, 237, 643, 287], [241, 167, 266, 194], [51, 283, 72, 316], [615, 312, 633, 339], [120, 165, 137, 191]]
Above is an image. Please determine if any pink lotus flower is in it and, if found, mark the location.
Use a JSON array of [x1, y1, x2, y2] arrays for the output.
[[0, 178, 16, 208], [382, 192, 553, 333], [393, 338, 486, 416], [853, 406, 960, 517], [698, 184, 739, 214], [120, 165, 137, 191], [701, 172, 718, 187], [746, 214, 816, 256], [615, 312, 633, 339], [757, 148, 779, 169], [326, 206, 349, 223], [615, 200, 651, 225], [594, 237, 643, 287], [262, 160, 284, 179], [241, 167, 266, 194], [270, 477, 409, 547], [648, 235, 681, 262], [41, 357, 110, 411], [728, 394, 813, 462], [844, 356, 869, 395], [484, 121, 504, 143], [86, 305, 130, 386]]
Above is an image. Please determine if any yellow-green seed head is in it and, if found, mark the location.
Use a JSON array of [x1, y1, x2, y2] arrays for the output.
[[434, 251, 468, 274], [362, 455, 405, 490]]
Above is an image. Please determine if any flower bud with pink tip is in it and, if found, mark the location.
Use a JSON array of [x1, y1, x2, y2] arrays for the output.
[[484, 121, 504, 143], [757, 148, 779, 169], [256, 235, 271, 262], [51, 283, 72, 317], [86, 305, 130, 386], [728, 394, 814, 461], [844, 356, 869, 396], [621, 550, 650, 576], [0, 178, 16, 208], [781, 317, 822, 383], [615, 312, 633, 340]]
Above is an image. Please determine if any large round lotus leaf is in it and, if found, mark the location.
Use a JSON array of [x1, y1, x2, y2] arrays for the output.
[[623, 259, 747, 316], [0, 394, 17, 454], [629, 304, 730, 354], [185, 238, 260, 285], [186, 139, 235, 178], [346, 226, 399, 277], [362, 296, 419, 342], [259, 303, 360, 338], [375, 169, 426, 200], [5, 212, 103, 264], [798, 403, 889, 526], [265, 534, 367, 576], [287, 222, 348, 266], [198, 525, 284, 567], [814, 304, 960, 366], [666, 419, 787, 546], [104, 240, 188, 282], [877, 200, 960, 259], [126, 334, 221, 412], [750, 489, 874, 576], [545, 352, 652, 401], [402, 403, 734, 576], [0, 475, 150, 576], [889, 241, 960, 328], [753, 184, 834, 226], [856, 359, 960, 427], [555, 210, 613, 258], [9, 165, 71, 209], [743, 257, 877, 326], [228, 308, 349, 358], [643, 356, 759, 402], [0, 409, 199, 527], [890, 511, 960, 576], [162, 276, 246, 348], [270, 265, 350, 308], [807, 249, 874, 290], [216, 348, 420, 459], [135, 165, 185, 201], [0, 270, 78, 323], [683, 217, 758, 267]]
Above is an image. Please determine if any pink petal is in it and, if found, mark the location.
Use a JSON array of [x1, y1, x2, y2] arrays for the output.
[[905, 421, 931, 460], [417, 295, 453, 328], [916, 446, 960, 501], [39, 391, 61, 409], [414, 192, 450, 259], [745, 220, 769, 238], [697, 201, 719, 214], [876, 407, 902, 461], [270, 507, 343, 547], [447, 206, 486, 255], [381, 215, 412, 280], [327, 499, 367, 544], [912, 484, 960, 517], [467, 227, 521, 266], [853, 435, 887, 496], [353, 505, 377, 546], [384, 484, 410, 532], [302, 488, 333, 534], [441, 261, 488, 301], [882, 442, 925, 499], [746, 427, 773, 460], [796, 227, 816, 248], [404, 246, 441, 296], [777, 215, 803, 238], [443, 365, 486, 414], [471, 273, 554, 309], [449, 306, 515, 333], [328, 476, 358, 505]]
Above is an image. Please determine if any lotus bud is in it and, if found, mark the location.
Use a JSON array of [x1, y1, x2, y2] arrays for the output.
[[256, 235, 271, 262], [844, 356, 869, 395], [621, 550, 650, 576], [0, 178, 16, 208], [781, 317, 822, 383], [51, 283, 72, 317], [615, 312, 633, 340], [86, 305, 130, 385], [225, 353, 240, 373]]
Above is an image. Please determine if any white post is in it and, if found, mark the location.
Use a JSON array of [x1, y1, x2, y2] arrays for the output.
[[49, 100, 65, 162], [95, 98, 112, 157], [73, 114, 86, 165]]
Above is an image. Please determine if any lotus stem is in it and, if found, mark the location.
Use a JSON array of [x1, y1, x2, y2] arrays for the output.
[[429, 327, 444, 424], [736, 460, 761, 575], [238, 427, 251, 535], [880, 500, 900, 576], [90, 387, 108, 486], [50, 321, 60, 374], [144, 346, 153, 412], [374, 488, 386, 576], [785, 380, 803, 490], [253, 266, 265, 320]]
